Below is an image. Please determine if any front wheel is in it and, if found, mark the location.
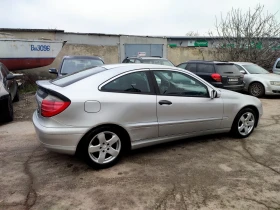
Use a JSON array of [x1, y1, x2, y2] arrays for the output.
[[80, 126, 125, 169], [231, 108, 257, 138], [249, 82, 264, 98]]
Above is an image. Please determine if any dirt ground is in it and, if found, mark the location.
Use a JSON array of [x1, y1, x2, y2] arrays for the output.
[[0, 93, 280, 210]]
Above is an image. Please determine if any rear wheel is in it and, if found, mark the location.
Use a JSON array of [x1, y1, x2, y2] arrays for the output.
[[231, 108, 256, 138], [249, 82, 264, 98], [1, 96, 14, 123], [80, 126, 127, 169]]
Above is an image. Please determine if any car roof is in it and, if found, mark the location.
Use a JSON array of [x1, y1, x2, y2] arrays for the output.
[[127, 56, 166, 60], [102, 63, 176, 71], [185, 60, 233, 64], [230, 62, 254, 65], [63, 55, 103, 60]]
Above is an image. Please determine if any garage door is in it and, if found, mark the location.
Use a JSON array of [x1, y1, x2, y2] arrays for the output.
[[125, 44, 163, 57]]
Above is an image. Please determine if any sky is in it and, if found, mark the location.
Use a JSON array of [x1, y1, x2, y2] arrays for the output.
[[0, 0, 279, 36]]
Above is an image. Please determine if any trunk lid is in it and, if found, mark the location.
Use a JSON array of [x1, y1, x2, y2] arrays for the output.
[[215, 64, 244, 86]]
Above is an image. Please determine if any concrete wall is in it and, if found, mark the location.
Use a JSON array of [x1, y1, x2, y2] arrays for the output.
[[167, 47, 217, 65], [55, 33, 119, 46], [120, 35, 167, 61]]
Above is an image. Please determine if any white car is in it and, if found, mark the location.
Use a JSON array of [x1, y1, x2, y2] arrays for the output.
[[233, 62, 280, 97]]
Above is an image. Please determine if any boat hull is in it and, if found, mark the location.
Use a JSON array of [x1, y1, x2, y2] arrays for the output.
[[0, 39, 65, 70]]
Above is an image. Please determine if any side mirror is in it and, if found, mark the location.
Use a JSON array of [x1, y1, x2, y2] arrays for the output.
[[49, 68, 58, 74], [210, 89, 218, 99], [240, 70, 246, 74], [6, 73, 15, 80]]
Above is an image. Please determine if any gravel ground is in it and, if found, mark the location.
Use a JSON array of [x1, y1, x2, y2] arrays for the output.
[[0, 94, 280, 210]]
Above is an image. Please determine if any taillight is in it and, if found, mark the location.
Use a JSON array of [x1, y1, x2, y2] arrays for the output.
[[211, 73, 222, 82], [41, 95, 70, 117]]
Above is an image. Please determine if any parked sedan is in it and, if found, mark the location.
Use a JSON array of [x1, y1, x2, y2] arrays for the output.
[[0, 62, 21, 122], [233, 62, 280, 97], [33, 64, 262, 168], [49, 56, 104, 77]]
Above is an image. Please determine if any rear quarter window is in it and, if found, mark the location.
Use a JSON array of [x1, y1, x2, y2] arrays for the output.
[[51, 67, 106, 87], [197, 64, 214, 73]]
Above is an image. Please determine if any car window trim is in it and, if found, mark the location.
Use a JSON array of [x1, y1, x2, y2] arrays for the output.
[[150, 69, 210, 98], [99, 69, 156, 95]]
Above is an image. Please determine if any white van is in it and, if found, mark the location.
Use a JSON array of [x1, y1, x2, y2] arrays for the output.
[[273, 58, 280, 74]]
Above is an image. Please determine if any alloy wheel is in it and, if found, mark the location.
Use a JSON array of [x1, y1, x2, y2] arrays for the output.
[[250, 83, 263, 97], [88, 131, 121, 164], [238, 112, 255, 136]]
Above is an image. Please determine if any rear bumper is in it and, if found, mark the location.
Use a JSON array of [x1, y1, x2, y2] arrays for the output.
[[32, 111, 87, 155]]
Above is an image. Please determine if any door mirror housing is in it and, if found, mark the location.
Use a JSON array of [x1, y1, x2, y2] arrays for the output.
[[49, 68, 58, 74], [6, 73, 15, 80], [210, 89, 220, 99], [240, 70, 246, 74]]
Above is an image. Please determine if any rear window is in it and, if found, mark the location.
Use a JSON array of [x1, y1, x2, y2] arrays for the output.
[[51, 67, 106, 87], [215, 64, 241, 74], [61, 58, 104, 75]]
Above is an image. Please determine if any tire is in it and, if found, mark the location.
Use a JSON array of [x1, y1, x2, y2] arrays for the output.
[[231, 108, 256, 138], [80, 126, 128, 169], [249, 82, 264, 98], [13, 89, 19, 102], [1, 96, 14, 123]]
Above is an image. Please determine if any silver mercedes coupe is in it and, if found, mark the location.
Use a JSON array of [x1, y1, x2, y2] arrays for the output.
[[33, 64, 263, 168]]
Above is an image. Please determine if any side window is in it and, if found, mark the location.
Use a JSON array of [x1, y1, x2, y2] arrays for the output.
[[234, 64, 246, 73], [197, 64, 214, 73], [128, 58, 135, 63], [276, 61, 280, 69], [186, 63, 197, 73], [101, 71, 151, 94], [234, 64, 244, 70], [153, 71, 208, 97], [135, 59, 141, 63], [177, 63, 187, 69]]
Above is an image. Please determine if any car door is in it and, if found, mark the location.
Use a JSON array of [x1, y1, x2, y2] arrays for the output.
[[152, 69, 224, 137], [100, 70, 158, 141]]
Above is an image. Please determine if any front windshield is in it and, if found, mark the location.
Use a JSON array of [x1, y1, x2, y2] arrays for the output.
[[61, 59, 104, 74], [243, 64, 269, 74], [141, 59, 174, 67]]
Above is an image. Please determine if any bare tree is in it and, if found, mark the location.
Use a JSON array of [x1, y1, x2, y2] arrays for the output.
[[186, 31, 200, 36], [210, 4, 280, 69]]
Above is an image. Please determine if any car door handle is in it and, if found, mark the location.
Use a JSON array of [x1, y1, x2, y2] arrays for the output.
[[159, 100, 172, 105]]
